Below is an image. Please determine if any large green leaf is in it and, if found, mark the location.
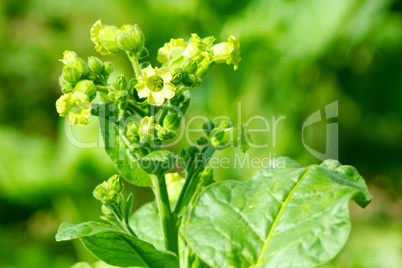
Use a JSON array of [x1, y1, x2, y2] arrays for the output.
[[130, 202, 164, 251], [98, 103, 151, 186], [183, 157, 372, 268], [56, 222, 179, 268]]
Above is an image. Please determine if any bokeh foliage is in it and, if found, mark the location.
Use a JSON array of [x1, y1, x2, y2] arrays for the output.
[[0, 0, 401, 267]]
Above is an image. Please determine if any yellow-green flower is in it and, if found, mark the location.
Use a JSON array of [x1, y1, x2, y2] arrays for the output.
[[90, 20, 121, 55], [212, 36, 241, 70], [157, 38, 187, 64], [56, 92, 92, 126], [183, 34, 214, 62], [135, 66, 176, 106]]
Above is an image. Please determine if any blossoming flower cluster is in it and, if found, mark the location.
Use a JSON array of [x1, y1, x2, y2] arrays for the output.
[[55, 20, 244, 158]]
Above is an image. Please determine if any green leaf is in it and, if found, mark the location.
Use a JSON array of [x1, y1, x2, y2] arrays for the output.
[[56, 221, 179, 268], [183, 157, 372, 268], [56, 222, 119, 241], [130, 202, 164, 250], [98, 103, 151, 186], [139, 150, 177, 175]]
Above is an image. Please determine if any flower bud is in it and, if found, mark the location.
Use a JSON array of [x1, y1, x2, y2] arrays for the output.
[[62, 66, 81, 85], [93, 182, 108, 201], [126, 121, 140, 143], [181, 58, 197, 74], [107, 91, 116, 101], [215, 119, 232, 129], [116, 31, 138, 52], [164, 113, 181, 131], [170, 55, 185, 67], [117, 24, 144, 53], [59, 77, 74, 93], [113, 74, 128, 91], [75, 80, 97, 101], [61, 51, 87, 75], [88, 56, 103, 74], [137, 47, 149, 60], [86, 72, 97, 81], [195, 59, 213, 79], [209, 127, 237, 149], [158, 127, 176, 140], [103, 61, 114, 75], [107, 174, 123, 193], [170, 67, 184, 83], [98, 25, 121, 54], [61, 84, 74, 94], [202, 120, 215, 134], [197, 136, 208, 146], [183, 73, 197, 87], [127, 121, 140, 134]]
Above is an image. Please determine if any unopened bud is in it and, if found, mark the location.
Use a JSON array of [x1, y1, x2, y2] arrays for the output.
[[113, 74, 128, 91], [118, 24, 144, 52], [88, 56, 103, 74], [164, 113, 181, 130], [183, 73, 197, 87], [107, 174, 123, 193], [75, 80, 97, 101], [93, 182, 108, 201], [62, 66, 81, 85], [158, 127, 176, 140], [103, 61, 114, 75], [61, 51, 87, 75], [98, 25, 121, 54], [215, 119, 232, 129], [181, 58, 197, 74]]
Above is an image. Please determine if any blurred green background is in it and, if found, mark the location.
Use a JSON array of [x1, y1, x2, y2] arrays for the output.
[[0, 0, 401, 267]]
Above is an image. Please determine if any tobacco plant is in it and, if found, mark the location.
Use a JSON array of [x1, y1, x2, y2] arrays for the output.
[[55, 21, 372, 268]]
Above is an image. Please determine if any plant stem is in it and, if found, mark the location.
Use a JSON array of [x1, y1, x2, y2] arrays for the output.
[[152, 174, 178, 256], [126, 51, 141, 78], [158, 101, 170, 125], [127, 102, 147, 117], [173, 147, 215, 217], [96, 85, 109, 93]]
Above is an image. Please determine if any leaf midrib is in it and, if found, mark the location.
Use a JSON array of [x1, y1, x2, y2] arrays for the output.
[[256, 167, 312, 265]]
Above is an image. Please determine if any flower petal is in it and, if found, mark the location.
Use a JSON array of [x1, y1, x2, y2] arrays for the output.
[[149, 92, 165, 106], [162, 83, 176, 99], [142, 65, 155, 77]]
